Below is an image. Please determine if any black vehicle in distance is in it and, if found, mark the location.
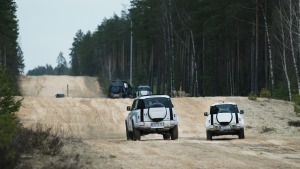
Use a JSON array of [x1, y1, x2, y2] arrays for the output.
[[108, 80, 136, 98]]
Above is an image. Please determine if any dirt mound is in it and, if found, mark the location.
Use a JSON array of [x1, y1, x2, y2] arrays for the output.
[[19, 75, 103, 98]]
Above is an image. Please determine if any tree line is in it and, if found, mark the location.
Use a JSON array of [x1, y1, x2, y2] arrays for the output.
[[32, 0, 299, 100], [27, 52, 70, 76]]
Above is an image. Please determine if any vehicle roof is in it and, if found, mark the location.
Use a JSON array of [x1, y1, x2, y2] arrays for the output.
[[138, 85, 150, 88], [110, 80, 129, 86], [211, 102, 237, 106], [138, 86, 151, 91], [135, 95, 170, 99]]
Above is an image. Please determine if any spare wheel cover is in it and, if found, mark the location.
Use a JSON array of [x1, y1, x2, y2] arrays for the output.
[[216, 113, 233, 125], [148, 107, 167, 122]]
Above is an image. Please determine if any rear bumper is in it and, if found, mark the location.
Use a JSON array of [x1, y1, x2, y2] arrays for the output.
[[136, 121, 178, 131], [206, 125, 244, 135]]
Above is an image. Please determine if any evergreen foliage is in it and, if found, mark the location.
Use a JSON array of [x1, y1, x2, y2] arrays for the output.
[[56, 52, 69, 75], [259, 88, 272, 98], [27, 52, 70, 76], [0, 65, 22, 166], [27, 64, 55, 76], [0, 0, 24, 91]]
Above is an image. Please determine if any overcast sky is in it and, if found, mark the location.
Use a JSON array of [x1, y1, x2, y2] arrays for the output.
[[15, 0, 130, 73]]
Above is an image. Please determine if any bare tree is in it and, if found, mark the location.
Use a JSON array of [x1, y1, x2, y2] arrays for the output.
[[261, 4, 275, 92], [275, 4, 292, 101], [168, 0, 175, 94], [287, 0, 300, 94]]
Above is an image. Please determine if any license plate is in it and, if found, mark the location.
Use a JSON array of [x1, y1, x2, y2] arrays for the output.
[[151, 122, 164, 128], [220, 125, 230, 131]]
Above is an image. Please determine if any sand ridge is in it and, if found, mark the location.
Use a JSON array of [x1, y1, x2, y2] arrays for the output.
[[19, 75, 103, 98]]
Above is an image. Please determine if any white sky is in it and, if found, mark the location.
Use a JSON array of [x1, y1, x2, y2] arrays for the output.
[[15, 0, 130, 73]]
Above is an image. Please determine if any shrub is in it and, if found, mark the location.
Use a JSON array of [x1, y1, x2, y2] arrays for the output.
[[0, 65, 22, 167], [260, 126, 275, 133], [171, 90, 190, 97], [248, 91, 257, 100], [288, 120, 300, 127], [259, 88, 271, 98], [16, 125, 63, 156], [292, 95, 300, 114], [292, 94, 300, 105]]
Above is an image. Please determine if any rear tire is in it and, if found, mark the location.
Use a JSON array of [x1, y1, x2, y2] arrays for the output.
[[163, 133, 171, 140], [171, 125, 178, 140], [132, 121, 141, 141], [206, 131, 212, 140], [125, 122, 132, 140], [238, 129, 245, 139]]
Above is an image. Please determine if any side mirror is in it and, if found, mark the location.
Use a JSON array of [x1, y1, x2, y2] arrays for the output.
[[240, 110, 244, 114], [204, 112, 208, 116], [127, 106, 131, 111]]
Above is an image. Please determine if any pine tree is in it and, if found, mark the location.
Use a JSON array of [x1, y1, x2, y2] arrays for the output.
[[0, 65, 22, 156]]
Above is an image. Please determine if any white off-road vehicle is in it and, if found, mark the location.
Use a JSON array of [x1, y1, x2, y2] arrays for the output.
[[125, 95, 179, 141], [204, 102, 245, 140]]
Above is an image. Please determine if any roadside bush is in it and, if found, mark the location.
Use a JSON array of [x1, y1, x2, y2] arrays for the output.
[[288, 120, 300, 127], [292, 94, 300, 104], [292, 95, 300, 114], [259, 88, 271, 98], [1, 125, 64, 169], [171, 90, 190, 97], [16, 125, 63, 156], [248, 91, 257, 101]]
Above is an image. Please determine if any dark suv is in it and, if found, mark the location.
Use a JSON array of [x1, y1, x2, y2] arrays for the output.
[[108, 80, 136, 98]]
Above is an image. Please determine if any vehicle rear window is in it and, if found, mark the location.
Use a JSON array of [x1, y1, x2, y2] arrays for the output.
[[139, 87, 150, 91], [210, 104, 239, 114], [110, 86, 120, 93], [143, 97, 173, 108]]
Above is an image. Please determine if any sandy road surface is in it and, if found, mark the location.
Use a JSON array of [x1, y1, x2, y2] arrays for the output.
[[19, 75, 103, 97], [16, 76, 300, 168]]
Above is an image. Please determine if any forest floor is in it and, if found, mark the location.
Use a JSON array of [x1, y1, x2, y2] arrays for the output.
[[15, 75, 300, 169]]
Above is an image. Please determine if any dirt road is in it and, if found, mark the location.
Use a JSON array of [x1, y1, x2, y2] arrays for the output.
[[16, 76, 300, 168]]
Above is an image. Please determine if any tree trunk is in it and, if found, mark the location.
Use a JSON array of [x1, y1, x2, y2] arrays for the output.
[[289, 0, 300, 95], [261, 4, 275, 93], [298, 0, 300, 61], [236, 19, 240, 95], [281, 13, 292, 101], [148, 42, 154, 89], [169, 0, 175, 94], [202, 31, 205, 96], [191, 30, 198, 96], [255, 0, 259, 94], [276, 4, 292, 101]]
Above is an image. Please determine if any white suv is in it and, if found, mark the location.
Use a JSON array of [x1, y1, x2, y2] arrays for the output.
[[136, 85, 152, 97], [204, 102, 245, 140], [125, 95, 179, 141]]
